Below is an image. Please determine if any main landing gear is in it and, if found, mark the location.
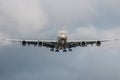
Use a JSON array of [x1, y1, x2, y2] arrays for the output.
[[55, 49, 59, 52], [68, 49, 72, 52], [63, 49, 67, 52], [50, 49, 72, 52], [50, 48, 54, 51], [50, 49, 60, 52], [63, 49, 72, 52], [50, 48, 60, 52]]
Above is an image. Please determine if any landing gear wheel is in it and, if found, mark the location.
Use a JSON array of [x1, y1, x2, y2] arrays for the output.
[[55, 49, 59, 52], [50, 48, 54, 51], [63, 49, 67, 52], [69, 49, 72, 52]]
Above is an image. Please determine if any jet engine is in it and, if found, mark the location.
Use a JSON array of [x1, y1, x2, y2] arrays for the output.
[[81, 41, 87, 47], [38, 41, 42, 47], [96, 41, 101, 46], [22, 41, 27, 46]]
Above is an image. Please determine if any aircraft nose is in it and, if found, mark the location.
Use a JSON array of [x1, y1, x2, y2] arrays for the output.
[[60, 34, 67, 39], [61, 34, 66, 38]]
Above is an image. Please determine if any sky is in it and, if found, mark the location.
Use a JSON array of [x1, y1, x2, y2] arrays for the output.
[[0, 0, 120, 80]]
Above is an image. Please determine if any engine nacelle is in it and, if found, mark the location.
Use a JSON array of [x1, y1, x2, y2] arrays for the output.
[[72, 44, 76, 47], [96, 41, 101, 46], [81, 41, 87, 47], [22, 41, 27, 46], [38, 41, 42, 47]]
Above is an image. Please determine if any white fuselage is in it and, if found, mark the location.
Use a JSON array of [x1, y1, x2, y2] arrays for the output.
[[56, 31, 67, 50]]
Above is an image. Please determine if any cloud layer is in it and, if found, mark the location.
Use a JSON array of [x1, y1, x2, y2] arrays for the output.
[[0, 0, 48, 37], [0, 0, 120, 80]]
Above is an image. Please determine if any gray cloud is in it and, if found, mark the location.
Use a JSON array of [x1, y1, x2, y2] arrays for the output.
[[0, 0, 48, 38], [0, 0, 120, 80], [40, 0, 120, 29], [69, 26, 119, 40]]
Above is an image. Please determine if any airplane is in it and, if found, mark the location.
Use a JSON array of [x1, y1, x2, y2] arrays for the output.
[[3, 30, 117, 52]]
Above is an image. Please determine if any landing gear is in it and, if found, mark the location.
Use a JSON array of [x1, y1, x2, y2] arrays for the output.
[[68, 49, 72, 52], [50, 48, 72, 52], [50, 48, 54, 52], [55, 49, 59, 52], [63, 49, 67, 52]]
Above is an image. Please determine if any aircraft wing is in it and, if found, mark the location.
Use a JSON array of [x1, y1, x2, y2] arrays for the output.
[[3, 39, 57, 48], [3, 39, 117, 50], [67, 39, 117, 48]]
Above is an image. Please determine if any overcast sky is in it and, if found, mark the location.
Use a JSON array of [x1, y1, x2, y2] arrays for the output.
[[0, 0, 120, 80]]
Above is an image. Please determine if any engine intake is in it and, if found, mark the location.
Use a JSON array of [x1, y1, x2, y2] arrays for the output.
[[96, 41, 101, 46], [38, 42, 42, 47], [22, 41, 27, 46], [81, 41, 87, 47]]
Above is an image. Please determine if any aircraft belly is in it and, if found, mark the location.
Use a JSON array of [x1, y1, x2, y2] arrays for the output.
[[59, 46, 64, 50], [57, 40, 66, 50]]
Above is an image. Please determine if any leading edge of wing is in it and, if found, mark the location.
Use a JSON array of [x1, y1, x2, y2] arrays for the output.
[[4, 39, 117, 42], [67, 39, 117, 42], [3, 39, 57, 42]]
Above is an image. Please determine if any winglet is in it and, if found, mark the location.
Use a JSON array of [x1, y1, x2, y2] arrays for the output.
[[0, 38, 6, 41]]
